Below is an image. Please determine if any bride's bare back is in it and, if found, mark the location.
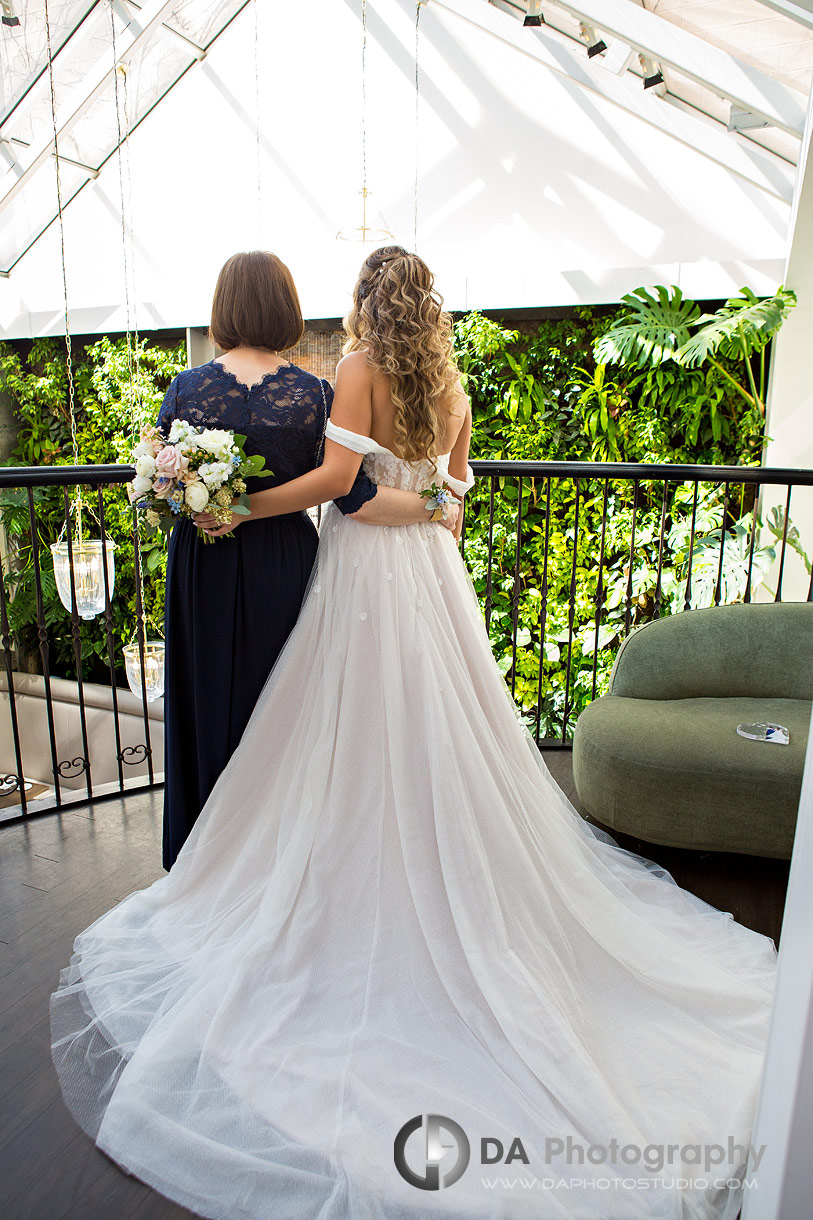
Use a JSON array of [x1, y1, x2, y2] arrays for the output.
[[369, 364, 468, 457], [334, 349, 471, 469]]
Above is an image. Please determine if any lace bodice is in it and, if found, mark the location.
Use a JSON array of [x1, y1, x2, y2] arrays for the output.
[[359, 451, 450, 493], [155, 361, 377, 512], [325, 421, 475, 496]]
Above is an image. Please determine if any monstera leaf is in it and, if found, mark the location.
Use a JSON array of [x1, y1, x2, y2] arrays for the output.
[[594, 286, 700, 368], [679, 518, 772, 610], [674, 286, 797, 367]]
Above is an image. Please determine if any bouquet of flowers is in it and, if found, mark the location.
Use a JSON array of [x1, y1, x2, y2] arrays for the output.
[[127, 420, 273, 543]]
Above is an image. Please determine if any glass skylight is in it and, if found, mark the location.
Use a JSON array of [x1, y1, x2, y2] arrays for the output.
[[0, 0, 249, 274]]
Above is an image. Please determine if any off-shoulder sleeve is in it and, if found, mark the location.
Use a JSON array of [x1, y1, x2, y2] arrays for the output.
[[323, 381, 380, 516], [444, 467, 476, 496], [156, 374, 180, 436]]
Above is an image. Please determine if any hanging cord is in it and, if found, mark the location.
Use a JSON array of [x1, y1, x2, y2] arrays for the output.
[[414, 1, 421, 250], [254, 0, 262, 245], [120, 61, 143, 441], [362, 0, 367, 198], [110, 5, 136, 435], [110, 3, 152, 644], [361, 0, 368, 227], [44, 0, 82, 540]]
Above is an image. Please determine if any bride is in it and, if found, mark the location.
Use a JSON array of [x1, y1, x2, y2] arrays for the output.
[[51, 246, 777, 1220]]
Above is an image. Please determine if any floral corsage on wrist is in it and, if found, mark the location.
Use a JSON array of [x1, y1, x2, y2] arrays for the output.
[[420, 483, 456, 521]]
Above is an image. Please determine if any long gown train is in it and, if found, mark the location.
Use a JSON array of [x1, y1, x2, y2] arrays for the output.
[[50, 424, 778, 1220]]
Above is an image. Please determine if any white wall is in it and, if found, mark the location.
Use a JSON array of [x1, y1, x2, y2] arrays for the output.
[[742, 713, 813, 1220], [761, 87, 813, 601], [0, 0, 793, 339]]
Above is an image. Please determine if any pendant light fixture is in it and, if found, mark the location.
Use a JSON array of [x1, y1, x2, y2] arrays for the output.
[[43, 0, 117, 619], [337, 0, 393, 244]]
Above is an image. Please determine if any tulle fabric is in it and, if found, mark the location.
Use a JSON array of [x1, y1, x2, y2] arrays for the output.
[[51, 442, 777, 1220]]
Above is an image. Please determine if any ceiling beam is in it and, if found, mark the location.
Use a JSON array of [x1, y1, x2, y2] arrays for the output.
[[0, 0, 251, 274], [552, 0, 807, 137], [0, 0, 183, 216], [755, 0, 813, 24], [112, 0, 206, 58], [0, 0, 205, 149], [466, 0, 795, 201]]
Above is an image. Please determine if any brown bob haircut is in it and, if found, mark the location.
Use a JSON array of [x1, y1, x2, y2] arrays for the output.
[[209, 251, 305, 352]]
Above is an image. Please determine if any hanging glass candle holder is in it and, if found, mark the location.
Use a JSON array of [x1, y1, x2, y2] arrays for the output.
[[51, 537, 117, 620], [123, 640, 166, 702]]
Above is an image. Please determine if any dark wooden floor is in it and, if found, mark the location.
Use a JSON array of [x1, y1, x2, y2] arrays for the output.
[[0, 754, 789, 1220], [0, 788, 193, 1220]]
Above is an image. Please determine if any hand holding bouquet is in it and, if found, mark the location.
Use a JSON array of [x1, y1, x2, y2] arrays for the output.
[[127, 420, 272, 544]]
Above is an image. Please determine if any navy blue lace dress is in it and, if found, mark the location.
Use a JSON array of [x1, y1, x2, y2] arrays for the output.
[[155, 360, 377, 870]]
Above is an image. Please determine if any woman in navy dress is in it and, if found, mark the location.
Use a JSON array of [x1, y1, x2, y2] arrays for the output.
[[156, 251, 455, 870]]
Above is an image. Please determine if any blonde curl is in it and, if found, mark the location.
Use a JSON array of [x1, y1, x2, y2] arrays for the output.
[[343, 246, 460, 465]]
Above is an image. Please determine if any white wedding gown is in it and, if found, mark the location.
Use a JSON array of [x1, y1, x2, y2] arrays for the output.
[[51, 422, 778, 1220]]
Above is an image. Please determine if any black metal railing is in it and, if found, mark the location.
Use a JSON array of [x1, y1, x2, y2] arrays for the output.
[[0, 459, 811, 824], [462, 460, 813, 747], [0, 463, 152, 823]]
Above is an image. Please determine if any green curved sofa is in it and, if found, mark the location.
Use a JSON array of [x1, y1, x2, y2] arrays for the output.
[[572, 603, 813, 859]]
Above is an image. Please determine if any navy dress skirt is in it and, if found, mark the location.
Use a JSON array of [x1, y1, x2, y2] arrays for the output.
[[155, 360, 376, 870]]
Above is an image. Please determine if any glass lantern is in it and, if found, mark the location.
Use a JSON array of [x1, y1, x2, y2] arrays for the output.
[[50, 538, 117, 620], [123, 640, 166, 702]]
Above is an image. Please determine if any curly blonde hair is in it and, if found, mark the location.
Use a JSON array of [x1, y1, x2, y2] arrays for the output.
[[343, 246, 460, 465]]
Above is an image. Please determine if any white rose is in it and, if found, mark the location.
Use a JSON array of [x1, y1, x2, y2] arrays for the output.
[[184, 482, 209, 512], [131, 474, 153, 495], [135, 453, 157, 478], [133, 440, 155, 458], [200, 428, 233, 453]]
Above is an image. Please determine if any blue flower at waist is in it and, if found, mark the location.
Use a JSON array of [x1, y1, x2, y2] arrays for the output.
[[420, 483, 456, 519]]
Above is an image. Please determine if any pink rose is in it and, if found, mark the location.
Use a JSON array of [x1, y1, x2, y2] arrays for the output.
[[155, 445, 187, 478]]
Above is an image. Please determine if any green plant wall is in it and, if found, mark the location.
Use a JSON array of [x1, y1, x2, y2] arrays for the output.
[[0, 335, 186, 684], [0, 298, 798, 736], [455, 306, 794, 739]]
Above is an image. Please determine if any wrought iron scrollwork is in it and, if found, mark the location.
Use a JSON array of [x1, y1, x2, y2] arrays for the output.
[[119, 744, 152, 766], [58, 756, 89, 779]]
